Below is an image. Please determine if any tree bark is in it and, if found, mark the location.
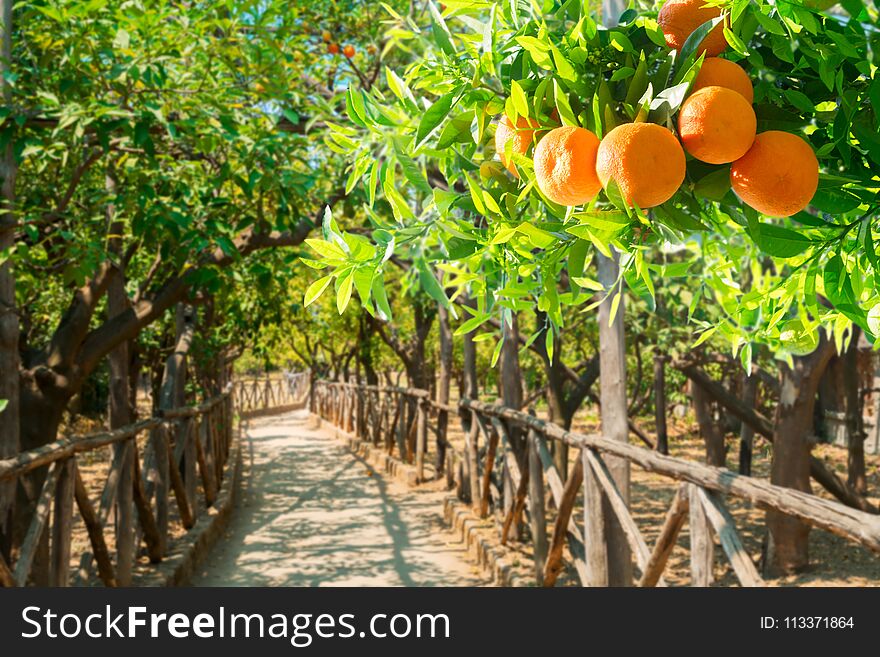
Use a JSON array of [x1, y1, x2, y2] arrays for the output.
[[435, 304, 452, 475], [590, 251, 632, 586], [842, 333, 867, 493], [765, 339, 836, 576], [0, 0, 19, 561], [654, 354, 668, 455], [106, 167, 135, 585], [691, 379, 725, 467], [739, 372, 757, 476]]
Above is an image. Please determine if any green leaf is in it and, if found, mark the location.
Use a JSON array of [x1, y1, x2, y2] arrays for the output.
[[510, 80, 529, 119], [693, 168, 732, 201], [723, 26, 750, 56], [416, 91, 460, 149], [305, 238, 346, 260], [571, 276, 604, 291], [516, 36, 553, 69], [371, 274, 393, 321], [750, 223, 812, 258], [353, 267, 374, 310], [455, 313, 491, 336], [679, 17, 723, 67], [304, 275, 333, 307], [784, 89, 815, 115], [417, 259, 450, 309], [490, 336, 503, 367], [545, 328, 554, 364], [608, 291, 622, 326], [692, 327, 717, 348], [336, 271, 354, 314], [516, 223, 556, 249]]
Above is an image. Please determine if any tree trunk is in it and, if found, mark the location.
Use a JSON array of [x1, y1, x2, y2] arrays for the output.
[[536, 311, 572, 475], [435, 304, 453, 475], [739, 372, 757, 476], [765, 341, 835, 576], [459, 297, 480, 502], [499, 313, 524, 442], [842, 333, 867, 494], [589, 251, 632, 586], [654, 354, 668, 455], [106, 168, 135, 585], [691, 379, 725, 467], [0, 0, 19, 562]]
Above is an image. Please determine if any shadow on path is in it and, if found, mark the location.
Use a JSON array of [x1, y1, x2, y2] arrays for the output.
[[192, 410, 489, 587]]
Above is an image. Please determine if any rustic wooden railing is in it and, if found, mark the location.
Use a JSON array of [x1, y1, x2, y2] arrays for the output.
[[234, 371, 311, 417], [0, 371, 310, 588], [311, 381, 437, 482], [312, 380, 880, 587]]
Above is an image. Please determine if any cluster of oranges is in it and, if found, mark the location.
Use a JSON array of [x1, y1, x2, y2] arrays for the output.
[[494, 0, 819, 218], [322, 30, 356, 58]]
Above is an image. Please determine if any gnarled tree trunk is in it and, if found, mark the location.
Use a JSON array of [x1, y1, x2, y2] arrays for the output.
[[765, 338, 836, 576]]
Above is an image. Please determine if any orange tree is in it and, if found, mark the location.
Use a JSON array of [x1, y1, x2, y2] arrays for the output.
[[0, 0, 409, 572], [304, 0, 880, 576]]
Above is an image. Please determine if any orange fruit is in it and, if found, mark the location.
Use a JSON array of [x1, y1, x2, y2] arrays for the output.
[[533, 127, 602, 207], [328, 43, 340, 55], [495, 114, 538, 178], [658, 0, 727, 56], [730, 131, 819, 217], [691, 57, 754, 103], [322, 31, 332, 43], [678, 86, 756, 164], [596, 123, 686, 209], [343, 45, 355, 58]]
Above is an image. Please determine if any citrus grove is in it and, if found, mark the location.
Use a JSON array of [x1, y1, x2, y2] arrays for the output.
[[301, 0, 880, 577]]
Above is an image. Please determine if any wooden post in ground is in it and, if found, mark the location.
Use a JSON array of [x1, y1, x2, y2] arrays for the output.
[[416, 398, 427, 482], [50, 457, 75, 586], [527, 428, 548, 584], [689, 483, 713, 586], [586, 250, 632, 586]]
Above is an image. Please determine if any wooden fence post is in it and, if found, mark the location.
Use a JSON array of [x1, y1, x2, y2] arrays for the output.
[[416, 398, 427, 482], [527, 428, 548, 585], [50, 457, 75, 586], [689, 483, 714, 586], [114, 440, 135, 586]]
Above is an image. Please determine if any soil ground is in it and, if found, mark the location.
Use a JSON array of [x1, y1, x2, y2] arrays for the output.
[[444, 404, 880, 587]]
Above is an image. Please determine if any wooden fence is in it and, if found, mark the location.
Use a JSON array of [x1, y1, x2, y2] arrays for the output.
[[235, 371, 311, 418], [0, 371, 310, 587], [312, 380, 880, 587], [311, 381, 436, 482]]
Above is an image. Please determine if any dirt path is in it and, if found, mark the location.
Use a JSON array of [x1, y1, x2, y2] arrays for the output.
[[192, 410, 490, 587]]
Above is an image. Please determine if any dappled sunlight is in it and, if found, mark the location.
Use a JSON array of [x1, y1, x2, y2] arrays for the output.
[[192, 410, 489, 587]]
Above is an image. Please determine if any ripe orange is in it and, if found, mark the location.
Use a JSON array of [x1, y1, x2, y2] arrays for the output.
[[730, 131, 819, 217], [678, 86, 756, 164], [343, 45, 355, 58], [596, 122, 686, 209], [495, 114, 538, 178], [533, 127, 602, 207], [328, 43, 340, 55], [658, 0, 727, 56], [691, 57, 754, 103]]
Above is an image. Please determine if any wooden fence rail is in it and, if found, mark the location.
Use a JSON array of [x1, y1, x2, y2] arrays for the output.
[[312, 379, 880, 587], [0, 371, 310, 587]]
